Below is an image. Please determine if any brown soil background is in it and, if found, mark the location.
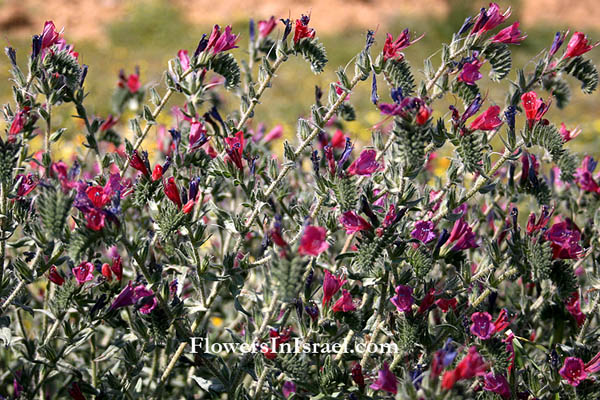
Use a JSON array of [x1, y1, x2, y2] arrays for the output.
[[1, 0, 598, 40]]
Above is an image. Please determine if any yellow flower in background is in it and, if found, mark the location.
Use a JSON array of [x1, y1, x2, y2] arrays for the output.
[[210, 316, 224, 327]]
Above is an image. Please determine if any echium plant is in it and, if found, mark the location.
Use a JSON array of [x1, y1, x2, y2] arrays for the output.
[[2, 4, 600, 399]]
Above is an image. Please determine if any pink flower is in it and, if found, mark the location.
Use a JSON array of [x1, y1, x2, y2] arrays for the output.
[[347, 150, 381, 176], [189, 121, 208, 150], [469, 105, 503, 131], [85, 208, 106, 231], [382, 29, 423, 61], [559, 123, 581, 142], [282, 381, 296, 398], [127, 73, 141, 93], [258, 16, 277, 38], [178, 49, 190, 71], [575, 156, 600, 193], [100, 115, 118, 132], [565, 291, 586, 326], [111, 256, 123, 281], [86, 186, 111, 209], [521, 91, 550, 129], [491, 21, 526, 44], [483, 372, 511, 398], [129, 150, 150, 177], [526, 205, 554, 234], [545, 220, 583, 259], [15, 173, 38, 198], [322, 270, 346, 306], [293, 15, 316, 44], [331, 129, 347, 149], [390, 285, 414, 312], [447, 218, 478, 251], [9, 107, 30, 140], [298, 226, 329, 256], [370, 362, 397, 394], [332, 289, 356, 312], [559, 357, 587, 386], [72, 262, 94, 285], [263, 124, 283, 143], [470, 312, 495, 339], [134, 285, 157, 314], [411, 220, 436, 243], [564, 32, 598, 58], [458, 59, 483, 85], [339, 211, 371, 235]]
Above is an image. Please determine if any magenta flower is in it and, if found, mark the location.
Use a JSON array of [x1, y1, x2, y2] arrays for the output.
[[177, 49, 191, 71], [48, 266, 65, 286], [224, 131, 245, 170], [435, 298, 458, 312], [483, 372, 511, 398], [447, 218, 478, 251], [411, 220, 436, 243], [134, 285, 157, 314], [298, 226, 329, 256], [109, 282, 136, 311], [72, 261, 94, 285], [282, 381, 296, 398], [339, 211, 372, 235], [470, 312, 495, 340], [390, 285, 414, 312], [332, 289, 356, 312], [322, 269, 346, 306], [565, 291, 586, 326], [526, 205, 554, 234], [559, 123, 581, 142], [559, 357, 588, 386], [258, 16, 277, 38], [370, 362, 398, 394], [545, 220, 583, 259], [584, 351, 600, 374], [564, 32, 599, 58], [206, 25, 239, 54], [347, 149, 381, 176], [8, 107, 29, 140], [491, 21, 526, 44], [469, 105, 503, 131], [471, 3, 511, 34], [458, 59, 483, 85], [575, 156, 600, 194], [189, 121, 208, 150], [40, 21, 62, 50], [382, 29, 423, 61], [442, 346, 488, 389], [15, 173, 38, 198]]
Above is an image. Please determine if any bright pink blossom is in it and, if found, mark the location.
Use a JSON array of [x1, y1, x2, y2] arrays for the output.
[[332, 289, 356, 312], [370, 362, 397, 394], [564, 32, 599, 58], [491, 21, 526, 44], [347, 150, 381, 176], [72, 261, 94, 285], [390, 285, 414, 312], [339, 211, 371, 235], [469, 105, 503, 131], [470, 312, 495, 339], [298, 226, 329, 256], [559, 357, 588, 386], [322, 270, 346, 306], [483, 373, 511, 398], [559, 123, 581, 142], [458, 59, 483, 85], [258, 16, 277, 38]]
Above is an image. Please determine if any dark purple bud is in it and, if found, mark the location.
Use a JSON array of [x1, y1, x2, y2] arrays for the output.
[[391, 87, 404, 103], [458, 16, 474, 36], [305, 268, 314, 290], [371, 72, 379, 105], [511, 207, 519, 229], [69, 160, 81, 181], [504, 105, 516, 132], [487, 291, 498, 313], [80, 64, 88, 87], [549, 349, 560, 370], [410, 366, 424, 389], [300, 14, 311, 26], [470, 8, 488, 34], [549, 31, 567, 57], [365, 29, 375, 51], [31, 35, 42, 59], [280, 18, 292, 41], [189, 176, 200, 200], [5, 47, 17, 67], [315, 85, 323, 104], [433, 228, 450, 256], [336, 138, 355, 176], [90, 294, 107, 318], [249, 19, 256, 43], [168, 128, 181, 149], [249, 155, 258, 175], [360, 195, 379, 227], [194, 34, 208, 56], [295, 298, 303, 318], [208, 106, 226, 131], [311, 150, 320, 175], [305, 303, 319, 321], [462, 94, 482, 123]]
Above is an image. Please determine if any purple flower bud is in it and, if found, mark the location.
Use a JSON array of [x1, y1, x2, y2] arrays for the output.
[[365, 29, 375, 51], [280, 18, 293, 41], [504, 105, 516, 132], [31, 34, 42, 59], [458, 16, 474, 36], [194, 33, 208, 56], [311, 150, 320, 175], [5, 47, 17, 67], [336, 137, 354, 175], [80, 64, 88, 87], [549, 31, 568, 57], [371, 72, 379, 105], [249, 19, 255, 43]]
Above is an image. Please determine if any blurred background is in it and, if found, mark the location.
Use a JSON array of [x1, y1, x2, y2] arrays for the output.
[[1, 0, 599, 161]]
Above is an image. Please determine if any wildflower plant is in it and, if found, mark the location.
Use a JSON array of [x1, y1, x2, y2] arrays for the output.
[[2, 6, 600, 399]]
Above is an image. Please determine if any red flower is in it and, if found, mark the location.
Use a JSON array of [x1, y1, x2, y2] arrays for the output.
[[331, 129, 347, 149], [442, 347, 488, 389], [206, 25, 239, 54], [163, 177, 182, 209], [559, 357, 587, 386], [111, 256, 123, 281], [86, 186, 110, 208], [351, 363, 365, 387], [100, 115, 118, 132], [565, 291, 586, 326], [435, 298, 458, 312], [458, 59, 483, 85], [85, 208, 106, 231], [545, 220, 583, 259], [564, 32, 598, 58], [68, 382, 86, 400], [101, 263, 113, 281], [382, 29, 423, 61], [415, 104, 432, 125], [491, 21, 526, 44], [469, 105, 503, 131], [127, 73, 141, 93], [417, 288, 436, 314], [471, 3, 511, 34], [339, 211, 371, 235], [152, 164, 164, 181], [521, 91, 551, 129], [293, 15, 316, 44], [129, 150, 150, 177], [224, 131, 245, 170], [298, 226, 329, 256], [48, 266, 65, 286], [9, 107, 30, 139], [332, 289, 356, 312], [322, 269, 346, 305]]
